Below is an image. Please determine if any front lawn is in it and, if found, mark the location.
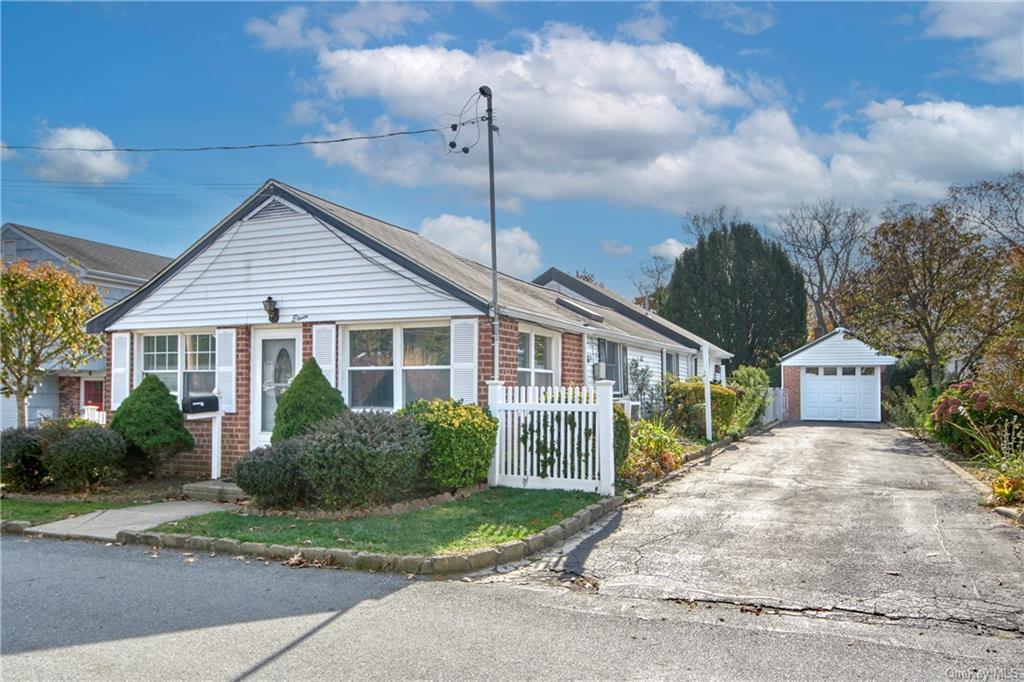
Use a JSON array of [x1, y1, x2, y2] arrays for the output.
[[0, 498, 141, 525], [154, 487, 601, 555]]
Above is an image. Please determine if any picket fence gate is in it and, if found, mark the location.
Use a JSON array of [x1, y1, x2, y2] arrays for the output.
[[760, 387, 785, 424], [487, 380, 615, 496]]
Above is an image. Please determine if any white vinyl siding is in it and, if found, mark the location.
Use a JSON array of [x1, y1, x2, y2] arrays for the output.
[[626, 346, 662, 384], [111, 208, 477, 330], [781, 332, 895, 367]]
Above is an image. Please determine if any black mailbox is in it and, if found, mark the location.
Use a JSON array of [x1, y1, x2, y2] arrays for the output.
[[182, 395, 219, 414]]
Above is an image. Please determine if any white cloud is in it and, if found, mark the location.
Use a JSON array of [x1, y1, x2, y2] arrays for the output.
[[599, 239, 634, 256], [246, 3, 431, 50], [924, 2, 1024, 81], [277, 18, 1021, 219], [28, 126, 136, 184], [650, 238, 690, 260], [419, 213, 542, 277], [617, 2, 671, 43], [703, 3, 777, 35], [739, 47, 772, 58]]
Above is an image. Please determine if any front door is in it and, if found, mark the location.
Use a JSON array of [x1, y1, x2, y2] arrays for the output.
[[251, 328, 302, 448]]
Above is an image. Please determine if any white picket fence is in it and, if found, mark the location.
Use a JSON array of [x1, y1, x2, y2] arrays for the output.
[[487, 380, 615, 496], [81, 406, 108, 425], [760, 387, 784, 424]]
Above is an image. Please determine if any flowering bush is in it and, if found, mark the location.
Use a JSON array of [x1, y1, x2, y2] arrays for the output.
[[622, 419, 686, 480], [927, 380, 1012, 455]]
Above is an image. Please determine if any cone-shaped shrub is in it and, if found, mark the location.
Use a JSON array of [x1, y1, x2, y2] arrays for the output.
[[271, 357, 347, 444], [109, 374, 194, 474]]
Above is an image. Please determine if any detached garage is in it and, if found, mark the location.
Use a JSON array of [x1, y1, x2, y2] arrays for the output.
[[780, 328, 896, 423]]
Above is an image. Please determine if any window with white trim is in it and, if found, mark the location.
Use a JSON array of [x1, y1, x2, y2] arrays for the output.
[[517, 330, 555, 387], [141, 332, 216, 399], [598, 339, 628, 395], [348, 328, 394, 409], [347, 325, 452, 409], [142, 334, 179, 394], [403, 326, 450, 405], [183, 333, 216, 399], [665, 353, 679, 378]]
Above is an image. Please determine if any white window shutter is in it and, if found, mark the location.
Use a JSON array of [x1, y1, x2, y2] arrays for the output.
[[450, 318, 478, 404], [312, 324, 337, 388], [110, 332, 130, 410], [216, 328, 237, 413]]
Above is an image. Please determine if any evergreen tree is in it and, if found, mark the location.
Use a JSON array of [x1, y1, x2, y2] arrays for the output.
[[662, 221, 807, 368], [271, 358, 347, 443]]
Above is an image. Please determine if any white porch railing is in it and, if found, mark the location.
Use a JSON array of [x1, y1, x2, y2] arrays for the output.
[[81, 406, 107, 425], [488, 380, 615, 496], [760, 387, 784, 424]]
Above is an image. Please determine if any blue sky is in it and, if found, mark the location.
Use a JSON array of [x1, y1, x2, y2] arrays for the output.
[[2, 1, 1022, 295]]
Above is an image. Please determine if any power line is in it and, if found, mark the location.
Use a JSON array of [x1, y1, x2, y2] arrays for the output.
[[0, 128, 445, 154]]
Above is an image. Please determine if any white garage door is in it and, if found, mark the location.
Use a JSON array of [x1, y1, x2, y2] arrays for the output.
[[800, 366, 880, 422]]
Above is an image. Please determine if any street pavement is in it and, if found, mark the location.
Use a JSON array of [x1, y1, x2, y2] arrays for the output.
[[2, 424, 1022, 680]]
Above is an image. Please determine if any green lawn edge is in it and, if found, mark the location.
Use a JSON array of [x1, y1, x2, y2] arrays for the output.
[[0, 498, 142, 525], [153, 487, 602, 556]]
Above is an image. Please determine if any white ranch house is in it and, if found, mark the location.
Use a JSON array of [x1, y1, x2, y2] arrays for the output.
[[87, 179, 732, 481]]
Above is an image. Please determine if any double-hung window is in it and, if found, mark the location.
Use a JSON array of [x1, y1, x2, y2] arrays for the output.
[[665, 353, 679, 378], [598, 339, 628, 395], [347, 325, 452, 409], [141, 332, 216, 399], [403, 326, 451, 405], [517, 329, 555, 387]]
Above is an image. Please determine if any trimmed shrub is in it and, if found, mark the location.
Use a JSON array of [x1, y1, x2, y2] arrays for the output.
[[399, 399, 497, 490], [109, 375, 194, 476], [622, 418, 686, 480], [0, 427, 47, 491], [41, 425, 125, 490], [272, 358, 347, 444], [613, 402, 630, 475], [235, 438, 311, 509], [296, 411, 429, 508], [729, 365, 770, 435], [664, 377, 737, 440]]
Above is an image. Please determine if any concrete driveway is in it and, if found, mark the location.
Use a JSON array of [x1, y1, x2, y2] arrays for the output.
[[509, 423, 1024, 635]]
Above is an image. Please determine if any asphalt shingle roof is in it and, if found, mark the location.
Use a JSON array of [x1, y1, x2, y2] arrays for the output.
[[7, 223, 171, 280]]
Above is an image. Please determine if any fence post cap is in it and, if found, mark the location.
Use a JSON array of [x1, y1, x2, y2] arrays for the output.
[[485, 379, 503, 387], [594, 379, 615, 387]]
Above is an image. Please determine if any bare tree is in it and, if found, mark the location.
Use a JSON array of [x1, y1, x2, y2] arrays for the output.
[[682, 205, 741, 240], [776, 199, 871, 338], [948, 171, 1024, 249], [628, 255, 673, 311]]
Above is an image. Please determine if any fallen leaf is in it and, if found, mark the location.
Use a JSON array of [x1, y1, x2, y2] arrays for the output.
[[886, 571, 902, 577]]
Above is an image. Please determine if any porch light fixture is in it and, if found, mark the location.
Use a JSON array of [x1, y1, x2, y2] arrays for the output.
[[263, 296, 279, 323]]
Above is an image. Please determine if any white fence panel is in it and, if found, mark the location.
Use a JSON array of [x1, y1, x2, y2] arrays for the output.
[[81, 406, 107, 425], [488, 380, 615, 496], [760, 387, 784, 424]]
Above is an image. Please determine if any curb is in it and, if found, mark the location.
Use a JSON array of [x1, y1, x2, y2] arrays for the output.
[[98, 496, 626, 577], [995, 506, 1023, 523]]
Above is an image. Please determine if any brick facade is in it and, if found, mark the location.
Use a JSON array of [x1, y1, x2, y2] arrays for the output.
[[301, 322, 313, 362], [477, 316, 519, 406], [58, 376, 81, 418], [561, 333, 585, 386], [782, 365, 800, 421]]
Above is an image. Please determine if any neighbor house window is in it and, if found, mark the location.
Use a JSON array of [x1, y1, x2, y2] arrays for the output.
[[348, 328, 394, 409], [403, 326, 450, 405], [82, 380, 104, 409], [517, 330, 555, 387], [598, 339, 627, 395], [183, 333, 216, 399], [665, 353, 679, 378], [142, 334, 179, 394]]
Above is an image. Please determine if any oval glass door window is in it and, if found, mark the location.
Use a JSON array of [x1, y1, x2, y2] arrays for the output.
[[261, 339, 295, 433]]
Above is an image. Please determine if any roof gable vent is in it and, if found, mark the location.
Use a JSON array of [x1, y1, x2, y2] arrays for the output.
[[248, 199, 300, 222], [556, 296, 604, 322]]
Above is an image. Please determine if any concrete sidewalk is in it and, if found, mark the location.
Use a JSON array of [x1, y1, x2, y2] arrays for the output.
[[26, 501, 231, 541]]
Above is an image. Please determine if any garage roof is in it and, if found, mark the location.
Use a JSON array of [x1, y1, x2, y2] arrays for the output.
[[780, 327, 897, 366]]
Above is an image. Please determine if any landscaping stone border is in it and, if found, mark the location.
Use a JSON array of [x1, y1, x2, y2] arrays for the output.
[[108, 495, 625, 576], [243, 482, 490, 521]]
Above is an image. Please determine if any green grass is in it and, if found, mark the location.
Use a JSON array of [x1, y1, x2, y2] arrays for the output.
[[154, 488, 602, 555], [0, 498, 141, 525]]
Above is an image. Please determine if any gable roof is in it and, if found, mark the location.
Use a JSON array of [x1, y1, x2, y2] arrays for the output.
[[533, 267, 733, 358], [780, 327, 897, 365], [86, 180, 698, 352], [4, 223, 172, 281]]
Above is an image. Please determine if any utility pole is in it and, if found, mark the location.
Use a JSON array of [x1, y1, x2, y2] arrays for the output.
[[480, 85, 499, 382]]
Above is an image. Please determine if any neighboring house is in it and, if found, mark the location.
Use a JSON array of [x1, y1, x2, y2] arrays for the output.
[[0, 223, 171, 429], [533, 267, 733, 388], [87, 179, 731, 480], [780, 327, 896, 423]]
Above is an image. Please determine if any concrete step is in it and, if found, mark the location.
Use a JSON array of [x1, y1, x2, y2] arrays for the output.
[[182, 480, 246, 503]]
